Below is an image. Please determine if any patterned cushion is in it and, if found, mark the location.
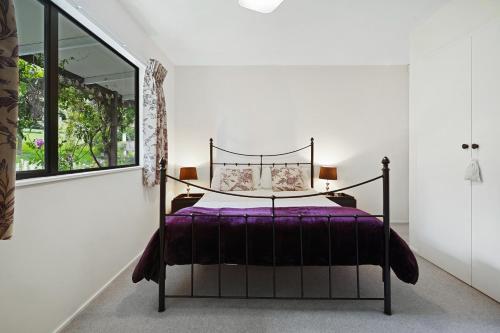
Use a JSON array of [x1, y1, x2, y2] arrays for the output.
[[271, 167, 306, 191], [219, 168, 255, 191]]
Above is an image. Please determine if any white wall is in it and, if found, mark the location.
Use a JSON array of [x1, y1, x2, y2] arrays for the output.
[[0, 1, 176, 333], [175, 66, 409, 223], [410, 0, 500, 59], [0, 170, 158, 333]]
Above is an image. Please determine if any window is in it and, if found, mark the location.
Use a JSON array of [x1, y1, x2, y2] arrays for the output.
[[15, 0, 139, 179]]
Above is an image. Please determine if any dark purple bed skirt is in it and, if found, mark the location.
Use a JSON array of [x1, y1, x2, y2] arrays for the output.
[[132, 206, 419, 285]]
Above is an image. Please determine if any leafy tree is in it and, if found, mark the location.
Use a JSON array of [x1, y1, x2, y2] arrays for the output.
[[18, 56, 44, 134], [18, 56, 45, 168], [17, 56, 135, 171]]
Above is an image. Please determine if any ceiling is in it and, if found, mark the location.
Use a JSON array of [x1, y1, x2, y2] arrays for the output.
[[118, 0, 449, 66]]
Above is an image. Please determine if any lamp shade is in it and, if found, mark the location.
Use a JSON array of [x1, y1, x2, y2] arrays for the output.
[[319, 166, 337, 180], [179, 167, 198, 180]]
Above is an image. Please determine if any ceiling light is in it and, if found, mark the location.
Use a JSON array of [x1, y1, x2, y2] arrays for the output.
[[238, 0, 284, 14]]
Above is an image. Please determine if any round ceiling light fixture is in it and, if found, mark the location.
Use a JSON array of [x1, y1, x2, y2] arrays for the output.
[[238, 0, 285, 14]]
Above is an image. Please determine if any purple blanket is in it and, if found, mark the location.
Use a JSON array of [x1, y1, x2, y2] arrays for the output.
[[133, 206, 418, 284]]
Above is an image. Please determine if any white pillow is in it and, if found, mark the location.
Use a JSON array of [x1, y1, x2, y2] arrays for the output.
[[301, 166, 312, 190], [260, 166, 272, 189], [211, 165, 260, 191], [219, 168, 255, 191], [271, 166, 306, 191], [260, 165, 311, 189]]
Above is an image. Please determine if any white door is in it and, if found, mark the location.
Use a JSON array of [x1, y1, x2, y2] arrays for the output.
[[471, 19, 500, 302], [412, 37, 472, 284]]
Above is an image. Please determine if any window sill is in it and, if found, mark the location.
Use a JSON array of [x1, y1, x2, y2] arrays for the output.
[[16, 166, 143, 188]]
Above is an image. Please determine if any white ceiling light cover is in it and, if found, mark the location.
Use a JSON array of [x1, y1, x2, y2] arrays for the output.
[[238, 0, 285, 14]]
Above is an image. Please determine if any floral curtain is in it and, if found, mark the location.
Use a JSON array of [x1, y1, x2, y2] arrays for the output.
[[143, 59, 168, 186], [0, 0, 18, 240]]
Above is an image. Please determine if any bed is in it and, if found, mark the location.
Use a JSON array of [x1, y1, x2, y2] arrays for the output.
[[132, 138, 419, 315]]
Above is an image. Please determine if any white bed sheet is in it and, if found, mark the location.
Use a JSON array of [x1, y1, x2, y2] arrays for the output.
[[194, 189, 339, 209]]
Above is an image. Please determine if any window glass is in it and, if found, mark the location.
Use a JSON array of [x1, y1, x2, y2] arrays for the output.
[[14, 1, 138, 179], [15, 0, 46, 172], [57, 14, 136, 171]]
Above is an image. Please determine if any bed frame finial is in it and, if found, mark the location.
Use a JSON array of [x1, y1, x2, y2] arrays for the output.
[[382, 156, 390, 167]]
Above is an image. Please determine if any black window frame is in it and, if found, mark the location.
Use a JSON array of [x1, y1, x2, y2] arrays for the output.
[[16, 0, 140, 180]]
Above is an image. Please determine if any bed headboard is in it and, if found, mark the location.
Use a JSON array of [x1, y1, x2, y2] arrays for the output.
[[209, 138, 315, 188]]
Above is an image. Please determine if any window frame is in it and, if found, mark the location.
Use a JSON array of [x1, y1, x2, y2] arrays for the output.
[[16, 0, 140, 180]]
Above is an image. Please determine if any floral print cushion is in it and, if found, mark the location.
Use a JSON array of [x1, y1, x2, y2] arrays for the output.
[[219, 168, 255, 191], [271, 167, 306, 191]]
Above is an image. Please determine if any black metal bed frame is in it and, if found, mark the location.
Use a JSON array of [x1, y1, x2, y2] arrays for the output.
[[158, 138, 391, 315]]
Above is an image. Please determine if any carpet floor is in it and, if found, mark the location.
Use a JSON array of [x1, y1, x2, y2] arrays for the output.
[[61, 225, 500, 333]]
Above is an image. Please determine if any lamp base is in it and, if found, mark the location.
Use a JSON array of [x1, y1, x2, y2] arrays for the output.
[[325, 181, 330, 192], [186, 184, 191, 197]]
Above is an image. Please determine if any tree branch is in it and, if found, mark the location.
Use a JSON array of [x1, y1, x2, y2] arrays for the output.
[[88, 130, 102, 168]]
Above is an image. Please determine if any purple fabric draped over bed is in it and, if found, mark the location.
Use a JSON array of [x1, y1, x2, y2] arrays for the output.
[[132, 206, 418, 285]]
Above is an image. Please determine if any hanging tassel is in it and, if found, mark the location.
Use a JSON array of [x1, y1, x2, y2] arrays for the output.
[[464, 159, 482, 182]]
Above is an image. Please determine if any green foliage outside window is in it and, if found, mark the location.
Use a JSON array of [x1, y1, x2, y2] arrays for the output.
[[17, 56, 45, 170], [17, 57, 136, 172]]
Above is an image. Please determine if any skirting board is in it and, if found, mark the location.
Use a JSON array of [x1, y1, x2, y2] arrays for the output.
[[53, 252, 142, 333]]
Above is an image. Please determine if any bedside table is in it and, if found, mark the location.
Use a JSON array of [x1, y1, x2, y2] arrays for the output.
[[171, 193, 204, 213], [326, 193, 357, 208]]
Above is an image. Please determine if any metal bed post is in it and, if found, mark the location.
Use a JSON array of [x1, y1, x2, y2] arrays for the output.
[[355, 215, 360, 299], [310, 138, 314, 188], [299, 215, 304, 298], [327, 214, 333, 298], [382, 157, 391, 315], [218, 213, 222, 297], [259, 155, 263, 178], [191, 214, 195, 297], [158, 158, 167, 312], [245, 214, 249, 298], [271, 195, 277, 298], [209, 138, 214, 186]]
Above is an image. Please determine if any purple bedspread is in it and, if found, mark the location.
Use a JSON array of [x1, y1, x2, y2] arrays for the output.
[[132, 206, 418, 284]]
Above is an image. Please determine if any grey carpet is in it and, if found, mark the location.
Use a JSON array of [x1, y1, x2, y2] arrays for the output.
[[62, 225, 500, 333]]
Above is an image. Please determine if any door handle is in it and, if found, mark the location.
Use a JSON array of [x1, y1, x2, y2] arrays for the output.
[[471, 143, 479, 149], [462, 144, 469, 149]]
